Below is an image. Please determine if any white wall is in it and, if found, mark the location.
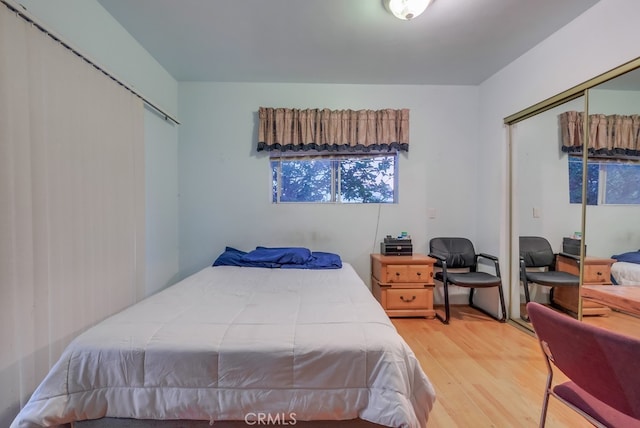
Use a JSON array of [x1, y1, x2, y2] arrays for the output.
[[177, 82, 480, 295], [17, 0, 181, 297], [479, 0, 640, 314]]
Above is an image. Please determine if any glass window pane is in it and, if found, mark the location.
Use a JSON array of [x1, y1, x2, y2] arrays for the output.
[[271, 154, 398, 204], [604, 163, 640, 204], [568, 157, 598, 205], [271, 162, 278, 203], [340, 156, 395, 203], [276, 159, 332, 202]]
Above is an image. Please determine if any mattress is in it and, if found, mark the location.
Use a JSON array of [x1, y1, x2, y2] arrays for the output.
[[611, 261, 640, 285], [11, 264, 436, 428]]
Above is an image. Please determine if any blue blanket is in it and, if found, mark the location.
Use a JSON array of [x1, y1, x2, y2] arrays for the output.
[[213, 246, 342, 269], [612, 250, 640, 264]]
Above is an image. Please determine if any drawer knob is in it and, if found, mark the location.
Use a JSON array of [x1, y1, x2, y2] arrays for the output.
[[395, 272, 400, 276], [400, 295, 416, 302], [416, 272, 422, 276], [597, 271, 602, 276]]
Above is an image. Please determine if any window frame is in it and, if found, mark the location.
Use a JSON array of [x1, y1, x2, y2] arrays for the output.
[[270, 151, 399, 204], [568, 155, 640, 206]]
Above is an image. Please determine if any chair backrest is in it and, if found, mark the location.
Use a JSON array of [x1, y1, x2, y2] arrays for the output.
[[527, 302, 640, 419], [429, 237, 476, 269], [520, 236, 555, 268]]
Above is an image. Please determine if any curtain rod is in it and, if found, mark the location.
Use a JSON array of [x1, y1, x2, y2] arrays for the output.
[[1, 0, 180, 125]]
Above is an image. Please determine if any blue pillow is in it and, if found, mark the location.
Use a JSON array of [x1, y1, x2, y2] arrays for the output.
[[309, 251, 342, 269], [212, 247, 247, 266], [280, 251, 343, 270], [212, 247, 279, 268], [242, 247, 312, 265], [612, 251, 640, 264]]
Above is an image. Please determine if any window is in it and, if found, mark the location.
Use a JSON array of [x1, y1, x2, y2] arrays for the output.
[[568, 156, 640, 205], [271, 154, 397, 203], [568, 156, 599, 205]]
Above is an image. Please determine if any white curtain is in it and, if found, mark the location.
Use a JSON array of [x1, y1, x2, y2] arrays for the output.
[[0, 4, 144, 424]]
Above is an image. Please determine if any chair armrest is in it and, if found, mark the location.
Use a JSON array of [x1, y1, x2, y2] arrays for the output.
[[558, 252, 581, 262], [478, 252, 498, 262], [429, 253, 446, 262], [477, 253, 501, 278], [519, 258, 527, 281], [429, 253, 448, 278]]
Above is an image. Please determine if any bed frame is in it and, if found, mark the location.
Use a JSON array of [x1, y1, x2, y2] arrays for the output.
[[74, 419, 386, 427], [581, 285, 640, 317]]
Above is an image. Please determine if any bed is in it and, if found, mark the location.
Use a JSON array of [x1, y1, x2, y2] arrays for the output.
[[11, 247, 436, 428], [611, 250, 640, 285]]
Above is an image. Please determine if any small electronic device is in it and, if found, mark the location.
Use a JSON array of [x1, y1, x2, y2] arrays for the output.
[[380, 235, 413, 256], [562, 237, 584, 256]]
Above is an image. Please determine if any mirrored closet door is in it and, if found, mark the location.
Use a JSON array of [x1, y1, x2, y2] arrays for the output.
[[509, 96, 585, 326], [507, 57, 640, 332], [580, 67, 640, 332]]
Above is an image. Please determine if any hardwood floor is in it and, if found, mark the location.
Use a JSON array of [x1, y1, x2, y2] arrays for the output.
[[391, 305, 636, 427]]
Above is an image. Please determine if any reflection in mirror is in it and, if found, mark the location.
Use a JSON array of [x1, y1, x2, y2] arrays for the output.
[[510, 96, 585, 326], [579, 67, 640, 335]]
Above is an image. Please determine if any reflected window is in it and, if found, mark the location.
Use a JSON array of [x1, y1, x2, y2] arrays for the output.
[[568, 156, 598, 205], [569, 156, 640, 205], [603, 163, 640, 204]]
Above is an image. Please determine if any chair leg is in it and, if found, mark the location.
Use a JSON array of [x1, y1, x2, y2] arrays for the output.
[[539, 389, 551, 428], [523, 279, 532, 304], [436, 281, 451, 324], [538, 341, 556, 428], [469, 286, 507, 322], [521, 279, 532, 322], [539, 368, 554, 428], [497, 282, 507, 322]]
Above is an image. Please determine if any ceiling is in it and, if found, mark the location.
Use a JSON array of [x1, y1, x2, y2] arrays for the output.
[[97, 0, 600, 85]]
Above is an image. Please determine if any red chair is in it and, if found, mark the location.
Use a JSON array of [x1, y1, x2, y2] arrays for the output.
[[527, 302, 640, 428]]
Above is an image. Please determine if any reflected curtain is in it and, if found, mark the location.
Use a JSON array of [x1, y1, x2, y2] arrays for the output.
[[560, 110, 640, 156], [0, 4, 144, 423], [257, 107, 410, 152]]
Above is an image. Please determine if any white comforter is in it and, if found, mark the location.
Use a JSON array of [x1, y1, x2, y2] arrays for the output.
[[611, 261, 640, 285], [12, 264, 436, 428]]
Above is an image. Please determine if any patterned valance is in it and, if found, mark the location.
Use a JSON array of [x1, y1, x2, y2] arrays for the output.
[[257, 107, 409, 153], [560, 111, 640, 157]]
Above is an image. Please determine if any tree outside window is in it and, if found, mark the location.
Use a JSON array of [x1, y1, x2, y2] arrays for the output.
[[272, 154, 397, 204], [568, 156, 640, 205]]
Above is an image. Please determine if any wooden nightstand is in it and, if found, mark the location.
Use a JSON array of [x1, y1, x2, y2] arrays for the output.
[[553, 254, 615, 316], [370, 253, 436, 318]]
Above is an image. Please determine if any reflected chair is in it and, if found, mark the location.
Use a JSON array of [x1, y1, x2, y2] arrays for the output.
[[429, 237, 506, 324], [527, 302, 640, 428], [519, 236, 580, 320]]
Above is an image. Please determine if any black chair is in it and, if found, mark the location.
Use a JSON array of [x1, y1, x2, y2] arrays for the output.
[[429, 237, 507, 324], [519, 236, 580, 321]]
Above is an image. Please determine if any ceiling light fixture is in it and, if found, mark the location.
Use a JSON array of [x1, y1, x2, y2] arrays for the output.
[[384, 0, 433, 21]]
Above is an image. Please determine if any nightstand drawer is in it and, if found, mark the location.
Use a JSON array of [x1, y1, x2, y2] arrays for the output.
[[386, 288, 431, 310], [583, 264, 611, 284], [370, 253, 437, 318], [385, 264, 433, 283]]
